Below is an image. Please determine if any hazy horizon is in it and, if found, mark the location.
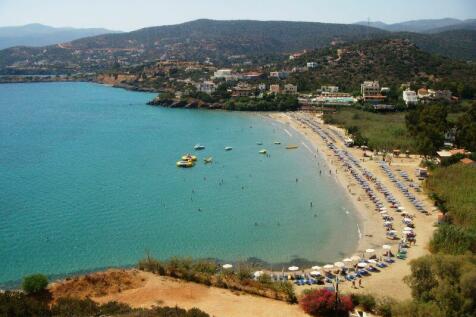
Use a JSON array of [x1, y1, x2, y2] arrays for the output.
[[0, 0, 475, 31]]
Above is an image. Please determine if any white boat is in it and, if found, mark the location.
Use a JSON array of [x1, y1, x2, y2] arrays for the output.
[[259, 149, 267, 154], [225, 147, 233, 151], [274, 141, 281, 145], [194, 144, 205, 150]]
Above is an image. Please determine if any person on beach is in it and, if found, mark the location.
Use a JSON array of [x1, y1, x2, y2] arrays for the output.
[[352, 280, 356, 289], [358, 278, 362, 288]]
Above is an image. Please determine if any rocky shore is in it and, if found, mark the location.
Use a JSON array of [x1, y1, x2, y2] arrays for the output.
[[147, 95, 225, 110]]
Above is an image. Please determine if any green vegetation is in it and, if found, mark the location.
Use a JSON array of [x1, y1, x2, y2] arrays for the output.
[[323, 107, 415, 151], [0, 292, 210, 317], [138, 256, 297, 303], [290, 39, 476, 93], [426, 164, 476, 254], [22, 274, 48, 295], [225, 94, 299, 111], [406, 104, 449, 156], [403, 254, 476, 317], [455, 103, 476, 152]]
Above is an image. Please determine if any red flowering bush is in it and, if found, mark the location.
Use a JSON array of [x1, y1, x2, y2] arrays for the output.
[[300, 289, 354, 317]]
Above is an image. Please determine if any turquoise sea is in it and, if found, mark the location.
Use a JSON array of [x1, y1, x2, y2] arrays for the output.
[[0, 82, 359, 286]]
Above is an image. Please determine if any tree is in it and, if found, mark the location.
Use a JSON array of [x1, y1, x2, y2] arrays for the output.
[[22, 274, 48, 295], [406, 104, 448, 156], [455, 102, 476, 152]]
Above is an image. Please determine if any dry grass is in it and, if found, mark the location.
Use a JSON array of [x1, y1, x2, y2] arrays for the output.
[[49, 269, 145, 301]]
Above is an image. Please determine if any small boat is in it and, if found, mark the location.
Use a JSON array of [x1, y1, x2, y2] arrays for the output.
[[259, 149, 267, 154], [256, 142, 263, 145], [177, 160, 194, 168], [286, 144, 299, 149], [194, 144, 205, 150], [274, 141, 281, 145], [225, 147, 233, 151], [204, 156, 213, 164], [181, 154, 197, 161]]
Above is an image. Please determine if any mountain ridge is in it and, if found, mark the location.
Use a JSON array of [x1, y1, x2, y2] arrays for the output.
[[0, 23, 122, 49], [354, 18, 476, 33]]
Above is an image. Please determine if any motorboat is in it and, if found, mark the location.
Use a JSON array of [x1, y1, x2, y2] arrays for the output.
[[194, 144, 205, 150], [259, 149, 267, 154], [181, 154, 197, 161], [225, 147, 233, 151], [274, 141, 281, 145], [177, 160, 194, 168], [204, 157, 213, 164], [286, 144, 298, 149], [256, 142, 263, 145]]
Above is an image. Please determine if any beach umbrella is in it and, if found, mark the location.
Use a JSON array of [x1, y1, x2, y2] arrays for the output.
[[222, 264, 233, 269], [382, 245, 392, 250], [288, 266, 299, 271], [343, 258, 353, 263], [384, 221, 393, 225], [380, 210, 388, 214], [334, 262, 345, 268], [351, 255, 361, 261], [357, 262, 368, 268], [398, 206, 405, 211], [368, 259, 377, 264], [366, 249, 376, 254], [311, 266, 322, 270], [253, 271, 263, 278], [403, 227, 413, 231], [403, 218, 413, 223], [323, 264, 334, 270], [310, 271, 321, 276]]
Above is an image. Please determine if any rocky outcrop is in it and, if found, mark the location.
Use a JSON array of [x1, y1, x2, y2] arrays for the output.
[[147, 95, 225, 110]]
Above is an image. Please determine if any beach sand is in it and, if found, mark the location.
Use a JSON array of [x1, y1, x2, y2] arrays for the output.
[[269, 111, 437, 300]]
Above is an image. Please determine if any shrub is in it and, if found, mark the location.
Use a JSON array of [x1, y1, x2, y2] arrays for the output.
[[300, 289, 353, 317], [0, 291, 50, 317], [51, 297, 99, 317], [351, 293, 377, 312], [22, 274, 48, 295]]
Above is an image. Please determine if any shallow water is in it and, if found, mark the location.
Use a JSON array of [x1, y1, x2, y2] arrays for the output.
[[0, 82, 359, 285]]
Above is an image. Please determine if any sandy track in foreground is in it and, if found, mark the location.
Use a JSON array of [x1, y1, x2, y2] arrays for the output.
[[93, 271, 307, 317], [269, 112, 436, 300]]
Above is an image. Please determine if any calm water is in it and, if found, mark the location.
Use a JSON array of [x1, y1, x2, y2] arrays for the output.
[[0, 82, 359, 285]]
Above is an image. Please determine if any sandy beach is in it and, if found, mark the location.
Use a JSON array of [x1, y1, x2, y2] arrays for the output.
[[270, 111, 437, 299]]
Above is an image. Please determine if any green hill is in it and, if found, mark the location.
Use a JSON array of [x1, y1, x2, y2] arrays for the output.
[[287, 38, 476, 93]]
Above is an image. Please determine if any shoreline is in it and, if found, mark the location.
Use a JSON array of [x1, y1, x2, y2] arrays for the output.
[[267, 112, 386, 258], [268, 111, 437, 299]]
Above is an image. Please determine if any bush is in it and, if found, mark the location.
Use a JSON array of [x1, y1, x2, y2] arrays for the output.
[[22, 274, 48, 294], [300, 289, 353, 317], [51, 297, 99, 317], [0, 291, 50, 317], [351, 293, 377, 312]]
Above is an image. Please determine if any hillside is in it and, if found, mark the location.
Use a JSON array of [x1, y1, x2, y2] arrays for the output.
[[287, 38, 476, 93], [403, 30, 476, 60], [0, 19, 388, 74], [0, 23, 121, 49], [1, 19, 475, 75], [355, 18, 476, 33]]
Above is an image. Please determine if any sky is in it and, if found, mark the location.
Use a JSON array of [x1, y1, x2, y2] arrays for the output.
[[0, 0, 475, 31]]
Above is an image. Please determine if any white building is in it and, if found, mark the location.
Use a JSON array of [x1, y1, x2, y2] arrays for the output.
[[196, 81, 217, 94], [213, 69, 233, 80], [307, 62, 318, 68], [283, 84, 298, 95], [321, 85, 339, 93], [361, 81, 380, 97], [402, 89, 418, 106], [269, 71, 289, 80]]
